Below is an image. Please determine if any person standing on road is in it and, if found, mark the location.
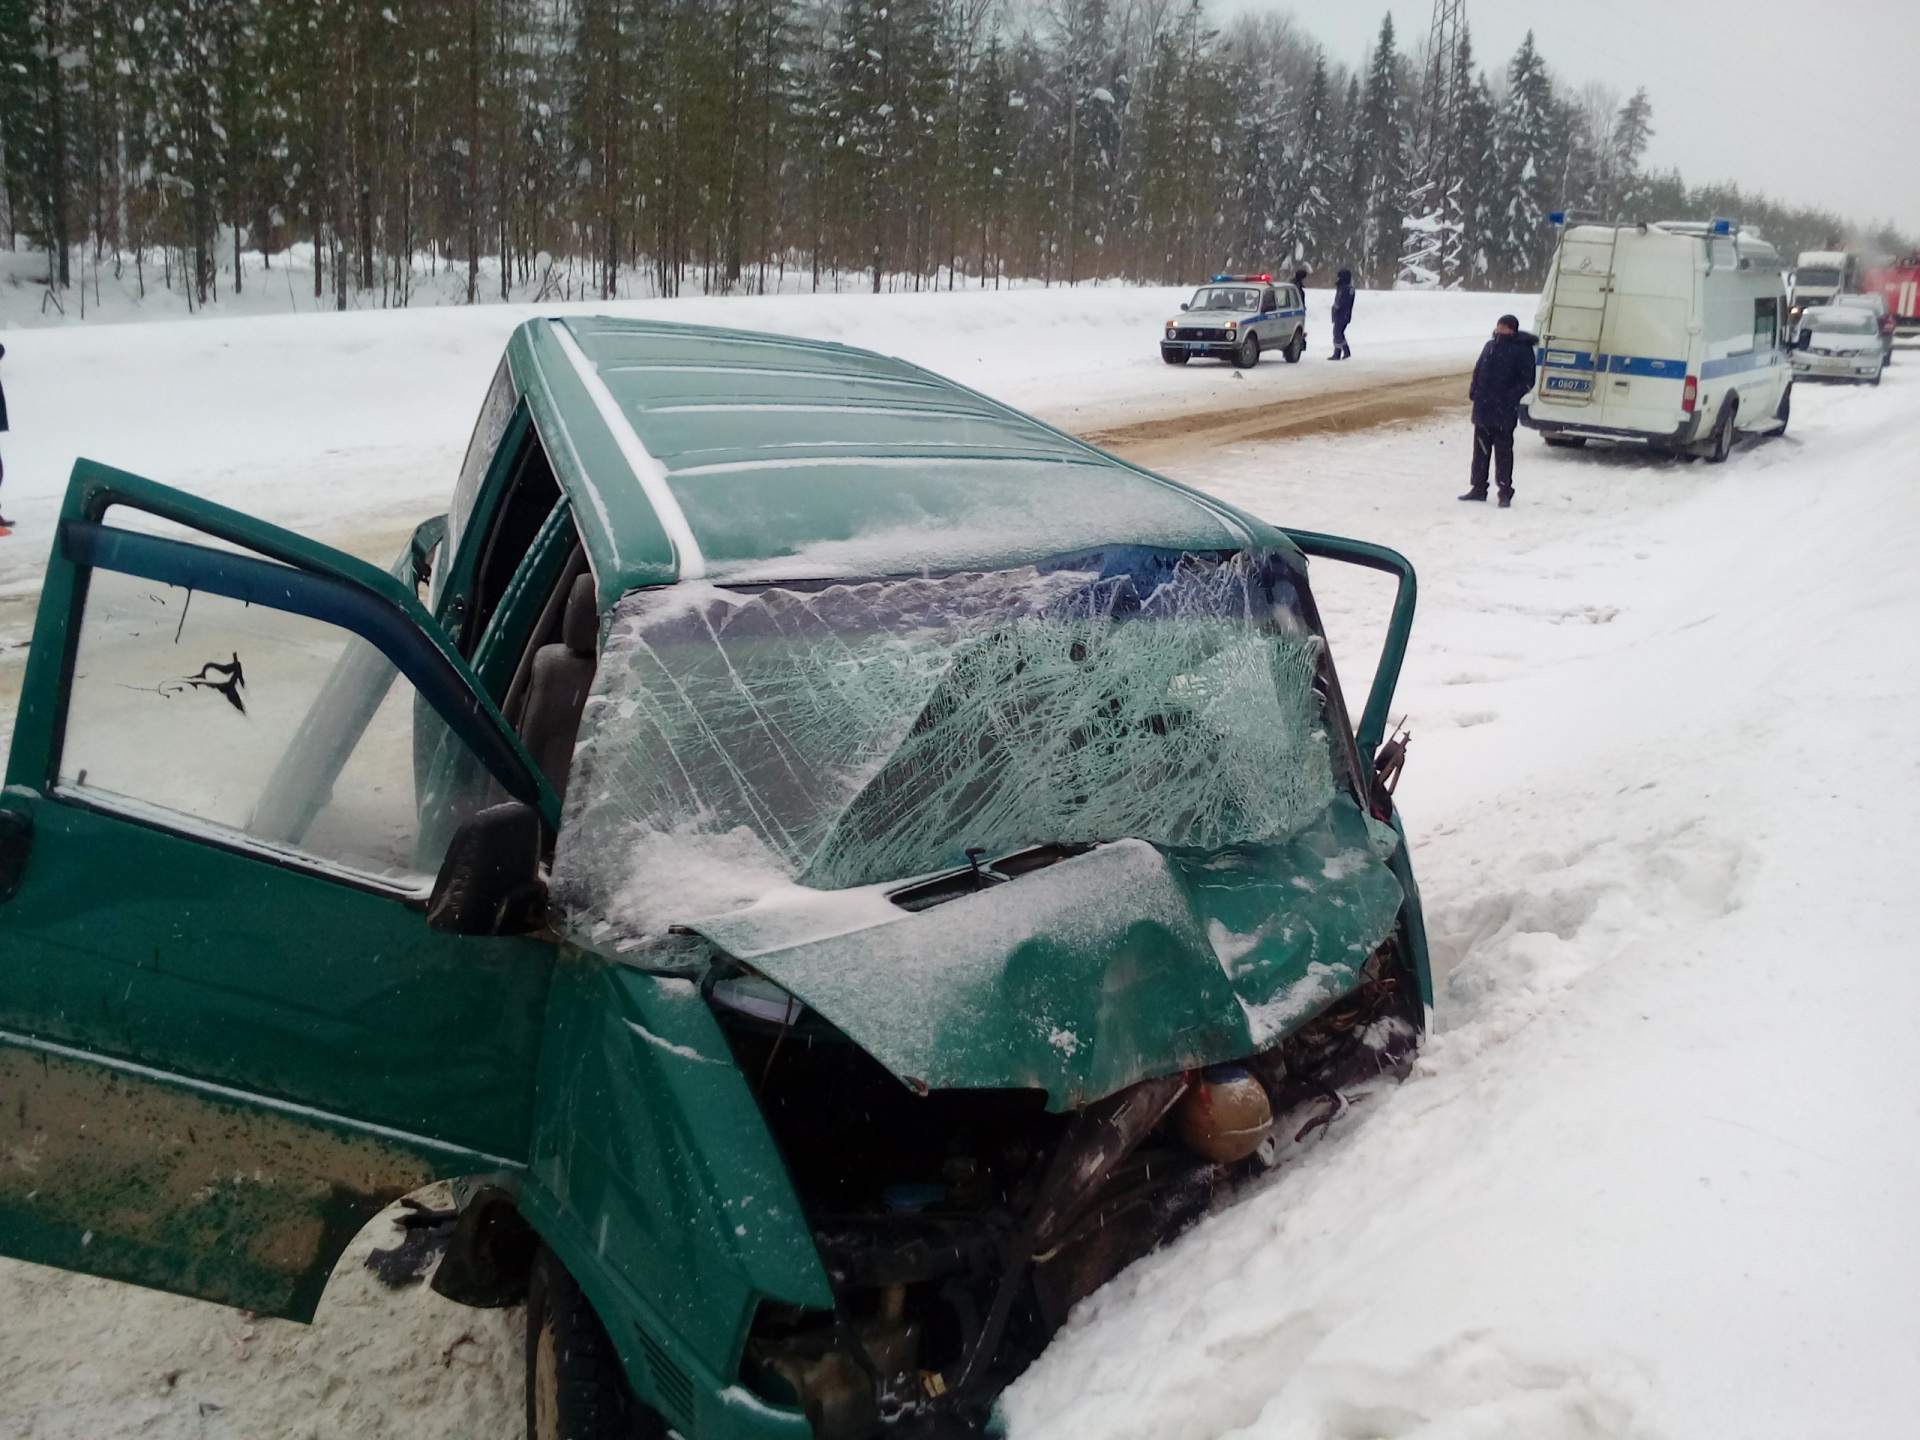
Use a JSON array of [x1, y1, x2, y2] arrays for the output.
[[0, 344, 12, 535], [1330, 270, 1354, 360], [1461, 314, 1540, 508], [1292, 267, 1309, 294]]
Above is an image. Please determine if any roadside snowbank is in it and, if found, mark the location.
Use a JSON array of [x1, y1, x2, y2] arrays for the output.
[[0, 282, 1521, 571]]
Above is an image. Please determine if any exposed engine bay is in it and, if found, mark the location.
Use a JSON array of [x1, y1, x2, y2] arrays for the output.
[[710, 934, 1423, 1438]]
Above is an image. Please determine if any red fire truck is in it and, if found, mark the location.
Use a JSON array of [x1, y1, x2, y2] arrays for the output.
[[1863, 255, 1920, 338]]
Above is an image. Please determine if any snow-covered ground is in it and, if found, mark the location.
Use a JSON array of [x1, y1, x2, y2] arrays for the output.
[[1004, 375, 1920, 1439], [3, 285, 1917, 1438]]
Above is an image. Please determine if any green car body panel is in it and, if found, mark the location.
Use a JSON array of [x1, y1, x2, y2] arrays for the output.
[[0, 318, 1426, 1437]]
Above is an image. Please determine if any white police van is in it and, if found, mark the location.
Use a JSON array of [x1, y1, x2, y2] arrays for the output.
[[1162, 275, 1307, 368], [1523, 219, 1792, 463]]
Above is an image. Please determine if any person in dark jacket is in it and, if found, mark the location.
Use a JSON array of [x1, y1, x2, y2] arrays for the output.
[[1330, 270, 1354, 359], [1291, 267, 1309, 293], [0, 343, 11, 533], [1462, 315, 1539, 507]]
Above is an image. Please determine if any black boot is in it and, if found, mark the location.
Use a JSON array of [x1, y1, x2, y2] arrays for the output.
[[1497, 490, 1513, 508], [1458, 489, 1487, 502]]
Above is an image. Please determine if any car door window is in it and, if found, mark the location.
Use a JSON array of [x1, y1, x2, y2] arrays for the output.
[[1754, 297, 1779, 352], [445, 358, 519, 568], [461, 423, 562, 656], [59, 546, 495, 892], [1261, 288, 1277, 313]]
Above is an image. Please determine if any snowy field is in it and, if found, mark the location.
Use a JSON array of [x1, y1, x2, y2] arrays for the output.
[[2, 287, 1918, 1438]]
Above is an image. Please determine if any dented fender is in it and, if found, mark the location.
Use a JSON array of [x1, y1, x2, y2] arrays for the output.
[[517, 947, 827, 1436]]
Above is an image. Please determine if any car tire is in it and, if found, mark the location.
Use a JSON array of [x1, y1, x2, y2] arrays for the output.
[[1160, 346, 1188, 365], [1774, 383, 1791, 437], [1543, 436, 1587, 448], [1283, 331, 1304, 363], [527, 1245, 667, 1440], [1871, 370, 1882, 387], [1703, 400, 1737, 464], [1234, 333, 1260, 368]]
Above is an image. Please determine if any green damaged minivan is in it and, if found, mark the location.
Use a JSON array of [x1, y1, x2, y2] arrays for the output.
[[0, 319, 1427, 1439]]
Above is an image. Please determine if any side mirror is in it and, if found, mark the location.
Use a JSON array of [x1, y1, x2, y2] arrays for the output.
[[427, 801, 547, 935], [1180, 303, 1190, 311]]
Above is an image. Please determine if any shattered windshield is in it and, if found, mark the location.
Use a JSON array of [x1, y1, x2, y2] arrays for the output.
[[553, 548, 1339, 946]]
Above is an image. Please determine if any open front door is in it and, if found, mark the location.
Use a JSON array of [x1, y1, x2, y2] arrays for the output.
[[0, 462, 560, 1321]]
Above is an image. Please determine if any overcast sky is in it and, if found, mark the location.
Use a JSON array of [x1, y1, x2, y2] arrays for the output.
[[1239, 0, 1920, 238]]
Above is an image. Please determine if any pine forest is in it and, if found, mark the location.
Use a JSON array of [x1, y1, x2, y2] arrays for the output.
[[0, 0, 1905, 309]]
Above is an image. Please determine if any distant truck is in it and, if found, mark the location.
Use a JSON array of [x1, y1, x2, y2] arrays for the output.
[[1862, 254, 1920, 337], [1789, 250, 1854, 334], [1523, 219, 1792, 463]]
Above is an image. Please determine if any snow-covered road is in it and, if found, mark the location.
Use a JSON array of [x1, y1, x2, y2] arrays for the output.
[[2, 292, 1917, 1439]]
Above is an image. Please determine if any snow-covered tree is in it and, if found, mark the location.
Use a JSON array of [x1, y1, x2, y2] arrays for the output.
[[1494, 29, 1558, 286], [1356, 14, 1405, 287]]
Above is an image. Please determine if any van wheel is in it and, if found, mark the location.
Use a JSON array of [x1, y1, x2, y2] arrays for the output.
[[1703, 401, 1737, 464], [1774, 383, 1791, 436], [1283, 331, 1305, 363], [1235, 333, 1260, 368], [527, 1246, 667, 1440]]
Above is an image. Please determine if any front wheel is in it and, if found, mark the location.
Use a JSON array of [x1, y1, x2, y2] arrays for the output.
[[1283, 331, 1304, 363], [1774, 382, 1791, 437], [1234, 332, 1260, 368], [1160, 346, 1189, 365], [527, 1246, 667, 1440]]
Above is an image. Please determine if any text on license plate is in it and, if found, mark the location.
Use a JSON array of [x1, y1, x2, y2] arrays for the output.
[[1545, 375, 1592, 393]]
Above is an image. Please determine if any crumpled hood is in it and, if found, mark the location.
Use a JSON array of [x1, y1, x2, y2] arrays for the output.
[[689, 796, 1406, 1110]]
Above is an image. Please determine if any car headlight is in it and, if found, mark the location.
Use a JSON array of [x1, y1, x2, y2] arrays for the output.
[[1166, 322, 1175, 332], [1225, 320, 1237, 331]]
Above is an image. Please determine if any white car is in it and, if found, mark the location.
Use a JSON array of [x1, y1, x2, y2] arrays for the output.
[[1162, 276, 1306, 368], [1826, 292, 1895, 364], [1792, 305, 1885, 385]]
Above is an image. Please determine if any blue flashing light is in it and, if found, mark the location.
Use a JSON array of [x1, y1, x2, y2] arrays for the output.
[[1548, 211, 1566, 226], [1711, 218, 1733, 235], [1211, 274, 1232, 282]]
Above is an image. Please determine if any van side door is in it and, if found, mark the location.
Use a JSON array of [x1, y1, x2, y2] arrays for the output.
[[0, 463, 560, 1321]]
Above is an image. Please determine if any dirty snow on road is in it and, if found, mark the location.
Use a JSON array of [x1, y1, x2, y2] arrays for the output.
[[2, 290, 1917, 1439]]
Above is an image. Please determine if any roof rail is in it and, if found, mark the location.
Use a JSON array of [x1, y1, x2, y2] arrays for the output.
[[1549, 212, 1652, 231]]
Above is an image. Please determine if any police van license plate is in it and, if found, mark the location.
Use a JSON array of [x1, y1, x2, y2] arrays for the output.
[[1544, 374, 1592, 394]]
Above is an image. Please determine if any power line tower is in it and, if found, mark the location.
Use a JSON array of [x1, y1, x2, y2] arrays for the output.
[[1400, 0, 1467, 287], [1418, 0, 1466, 174]]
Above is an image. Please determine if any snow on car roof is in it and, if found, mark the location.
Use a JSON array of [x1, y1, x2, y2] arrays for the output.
[[506, 316, 1271, 604]]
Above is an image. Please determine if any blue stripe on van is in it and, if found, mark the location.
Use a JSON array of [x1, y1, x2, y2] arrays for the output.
[[1607, 354, 1687, 378], [1701, 350, 1786, 380], [1540, 348, 1782, 382]]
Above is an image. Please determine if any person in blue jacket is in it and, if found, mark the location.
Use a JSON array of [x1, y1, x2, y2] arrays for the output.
[[1330, 270, 1354, 359], [1461, 315, 1539, 507]]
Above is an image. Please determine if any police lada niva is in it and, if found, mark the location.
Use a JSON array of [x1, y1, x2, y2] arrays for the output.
[[1162, 275, 1307, 368]]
